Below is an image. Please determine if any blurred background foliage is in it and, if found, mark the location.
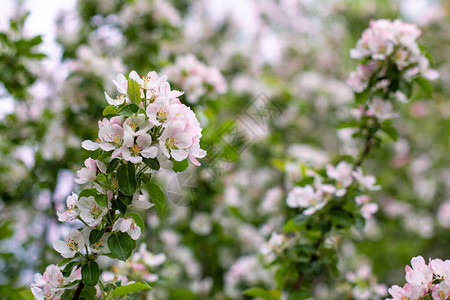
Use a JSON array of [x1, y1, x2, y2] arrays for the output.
[[0, 0, 448, 299]]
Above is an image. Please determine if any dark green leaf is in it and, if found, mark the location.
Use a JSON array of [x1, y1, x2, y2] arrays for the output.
[[127, 78, 141, 105], [118, 192, 132, 205], [172, 159, 189, 173], [118, 103, 139, 116], [112, 281, 152, 297], [81, 261, 99, 286], [57, 257, 74, 266], [107, 159, 120, 173], [79, 286, 97, 300], [108, 232, 134, 261], [143, 157, 160, 170], [117, 162, 137, 196], [103, 105, 120, 116], [112, 197, 128, 215], [62, 261, 78, 277], [89, 229, 105, 245], [143, 182, 165, 215]]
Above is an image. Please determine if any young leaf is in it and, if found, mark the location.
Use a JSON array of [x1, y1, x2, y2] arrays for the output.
[[108, 231, 134, 261], [414, 77, 433, 98], [117, 162, 137, 196], [172, 159, 189, 173], [143, 182, 165, 215], [112, 282, 152, 297], [18, 290, 34, 300], [103, 105, 120, 116], [243, 288, 274, 300], [81, 261, 99, 286], [89, 229, 105, 245], [143, 157, 160, 170], [127, 78, 141, 105]]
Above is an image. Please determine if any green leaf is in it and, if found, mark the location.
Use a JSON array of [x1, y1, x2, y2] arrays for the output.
[[103, 105, 120, 116], [289, 290, 313, 300], [337, 120, 359, 129], [172, 159, 189, 172], [111, 281, 152, 297], [78, 188, 98, 199], [143, 182, 165, 215], [81, 261, 99, 286], [293, 214, 311, 226], [62, 261, 78, 277], [414, 77, 433, 98], [108, 231, 134, 261], [61, 289, 76, 300], [127, 78, 142, 105], [143, 157, 160, 170], [118, 103, 140, 116], [399, 80, 413, 98], [89, 229, 105, 245], [112, 197, 128, 215], [18, 289, 34, 300], [57, 257, 74, 266], [80, 286, 97, 300], [117, 162, 137, 196], [94, 194, 108, 207], [295, 177, 314, 187], [283, 219, 301, 233], [107, 158, 120, 173], [381, 124, 398, 141], [243, 288, 274, 300]]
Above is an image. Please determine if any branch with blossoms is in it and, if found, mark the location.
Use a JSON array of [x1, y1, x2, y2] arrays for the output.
[[25, 70, 206, 299], [244, 19, 439, 299]]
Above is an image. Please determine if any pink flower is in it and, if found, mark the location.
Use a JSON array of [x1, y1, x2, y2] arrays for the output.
[[352, 168, 380, 191], [56, 193, 79, 222], [113, 217, 142, 240]]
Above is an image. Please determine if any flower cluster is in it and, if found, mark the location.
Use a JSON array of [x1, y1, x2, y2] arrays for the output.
[[387, 256, 450, 300], [286, 161, 379, 217], [31, 264, 81, 300], [83, 70, 206, 166], [30, 70, 205, 298], [163, 54, 227, 103], [348, 19, 438, 94]]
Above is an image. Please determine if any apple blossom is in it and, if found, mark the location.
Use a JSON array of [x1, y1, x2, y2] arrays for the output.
[[74, 158, 97, 184], [53, 228, 85, 258], [352, 168, 381, 191], [113, 217, 142, 240], [77, 196, 109, 227], [56, 193, 79, 222]]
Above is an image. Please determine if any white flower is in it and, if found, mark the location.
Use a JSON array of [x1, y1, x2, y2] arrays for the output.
[[74, 158, 97, 184], [326, 161, 353, 196], [57, 193, 79, 222], [352, 168, 381, 191], [367, 98, 398, 121], [113, 217, 142, 240], [77, 196, 109, 227], [53, 228, 85, 258], [190, 213, 212, 235], [121, 127, 158, 163], [112, 72, 128, 95], [286, 185, 326, 215]]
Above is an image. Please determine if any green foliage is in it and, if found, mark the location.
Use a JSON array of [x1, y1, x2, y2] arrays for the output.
[[108, 232, 134, 261], [143, 182, 166, 215], [117, 161, 137, 196], [81, 261, 100, 286], [111, 282, 152, 297]]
